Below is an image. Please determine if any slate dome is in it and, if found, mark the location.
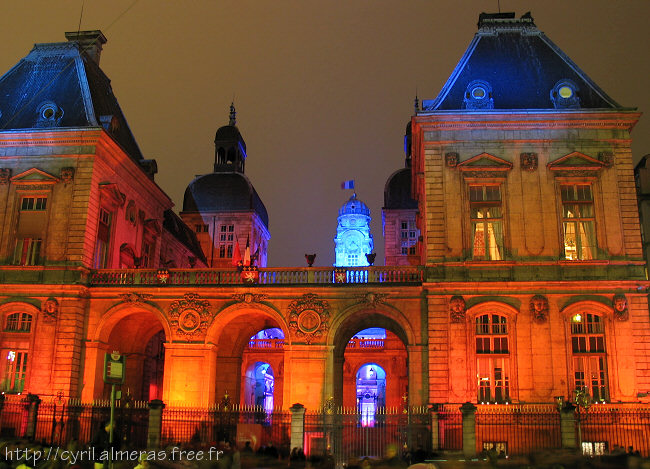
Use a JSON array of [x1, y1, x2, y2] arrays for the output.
[[183, 172, 268, 228], [384, 168, 417, 210]]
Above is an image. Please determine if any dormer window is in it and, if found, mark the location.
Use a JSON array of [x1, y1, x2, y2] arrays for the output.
[[464, 80, 494, 110], [551, 80, 580, 109], [35, 101, 63, 127]]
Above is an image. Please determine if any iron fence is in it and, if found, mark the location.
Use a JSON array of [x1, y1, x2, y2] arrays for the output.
[[0, 395, 28, 438], [475, 403, 561, 456], [580, 403, 650, 457], [435, 404, 462, 451], [160, 404, 290, 451]]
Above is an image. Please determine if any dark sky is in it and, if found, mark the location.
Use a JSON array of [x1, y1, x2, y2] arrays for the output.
[[2, 1, 649, 267]]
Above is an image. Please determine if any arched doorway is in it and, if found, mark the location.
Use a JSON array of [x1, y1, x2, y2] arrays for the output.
[[335, 322, 408, 410], [206, 307, 287, 407], [356, 363, 386, 426], [243, 362, 275, 412], [94, 308, 168, 401]]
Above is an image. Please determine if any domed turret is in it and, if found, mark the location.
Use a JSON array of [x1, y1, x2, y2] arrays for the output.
[[334, 193, 373, 267]]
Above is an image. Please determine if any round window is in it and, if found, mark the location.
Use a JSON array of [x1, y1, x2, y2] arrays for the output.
[[43, 108, 55, 119], [558, 86, 573, 99], [472, 86, 486, 99]]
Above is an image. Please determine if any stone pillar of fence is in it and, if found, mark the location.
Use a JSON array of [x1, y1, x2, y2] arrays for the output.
[[290, 403, 306, 451], [22, 394, 41, 440], [430, 405, 440, 451], [559, 402, 577, 450], [147, 399, 166, 448], [460, 402, 477, 458]]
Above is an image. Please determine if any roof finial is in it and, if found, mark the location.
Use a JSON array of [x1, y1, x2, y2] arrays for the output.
[[414, 91, 420, 114], [229, 102, 236, 126]]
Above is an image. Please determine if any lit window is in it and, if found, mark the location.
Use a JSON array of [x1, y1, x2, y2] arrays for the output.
[[13, 238, 42, 266], [571, 313, 607, 401], [470, 186, 503, 260], [476, 314, 510, 403], [14, 196, 48, 266], [5, 313, 32, 332], [561, 185, 596, 260], [93, 208, 112, 268], [21, 197, 47, 211], [2, 350, 28, 393], [400, 220, 417, 256]]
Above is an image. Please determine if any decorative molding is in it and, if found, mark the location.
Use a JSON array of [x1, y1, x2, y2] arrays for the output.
[[231, 293, 268, 304], [457, 152, 513, 174], [287, 293, 330, 344], [42, 298, 58, 323], [0, 168, 11, 185], [520, 153, 538, 171], [598, 151, 614, 168], [612, 294, 629, 322], [60, 167, 75, 183], [10, 168, 59, 186], [529, 295, 549, 324], [449, 296, 466, 323], [118, 292, 153, 304], [547, 151, 605, 175], [168, 293, 212, 339], [354, 292, 388, 307], [98, 182, 126, 209], [445, 152, 459, 168]]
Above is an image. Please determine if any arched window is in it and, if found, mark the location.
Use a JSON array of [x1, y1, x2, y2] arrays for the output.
[[5, 312, 32, 332], [570, 313, 607, 401], [475, 313, 510, 403]]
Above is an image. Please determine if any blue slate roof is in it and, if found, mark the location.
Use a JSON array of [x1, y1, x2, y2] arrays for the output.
[[0, 35, 143, 161], [422, 12, 623, 112]]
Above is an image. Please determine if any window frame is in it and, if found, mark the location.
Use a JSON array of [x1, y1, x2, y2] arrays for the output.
[[559, 183, 597, 260], [13, 193, 50, 266], [467, 303, 518, 404], [466, 182, 506, 261]]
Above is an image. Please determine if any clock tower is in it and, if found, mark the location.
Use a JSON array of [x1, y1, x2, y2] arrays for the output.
[[334, 193, 374, 267]]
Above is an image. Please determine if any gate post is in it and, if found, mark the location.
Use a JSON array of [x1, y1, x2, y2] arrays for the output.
[[22, 394, 41, 441], [147, 399, 165, 448], [430, 405, 439, 451], [460, 402, 477, 458], [559, 402, 577, 450], [290, 403, 306, 451]]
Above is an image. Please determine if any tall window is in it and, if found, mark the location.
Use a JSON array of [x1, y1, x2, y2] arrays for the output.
[[5, 313, 32, 332], [13, 196, 47, 266], [561, 185, 596, 260], [93, 208, 112, 268], [571, 313, 607, 401], [2, 351, 27, 393], [400, 220, 417, 255], [470, 186, 503, 260], [218, 224, 234, 258], [476, 313, 510, 403]]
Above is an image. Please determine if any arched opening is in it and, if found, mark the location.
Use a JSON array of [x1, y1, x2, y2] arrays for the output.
[[207, 309, 286, 407], [99, 310, 167, 401], [243, 362, 275, 411], [333, 315, 409, 410], [356, 363, 386, 427]]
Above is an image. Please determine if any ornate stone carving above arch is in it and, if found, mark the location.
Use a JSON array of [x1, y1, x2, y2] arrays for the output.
[[168, 293, 212, 340], [287, 293, 330, 345], [529, 295, 549, 324], [449, 296, 466, 323], [118, 292, 153, 304], [612, 294, 629, 322], [42, 298, 58, 323], [231, 293, 268, 304]]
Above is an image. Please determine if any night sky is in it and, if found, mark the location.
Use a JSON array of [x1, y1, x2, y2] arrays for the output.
[[2, 1, 648, 267]]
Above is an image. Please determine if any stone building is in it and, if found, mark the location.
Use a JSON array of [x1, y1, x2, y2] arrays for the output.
[[0, 12, 648, 421]]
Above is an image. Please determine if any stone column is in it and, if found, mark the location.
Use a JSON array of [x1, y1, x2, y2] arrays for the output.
[[559, 403, 577, 450], [147, 399, 166, 448], [430, 405, 440, 451], [460, 402, 477, 459], [289, 403, 306, 451], [22, 394, 41, 440]]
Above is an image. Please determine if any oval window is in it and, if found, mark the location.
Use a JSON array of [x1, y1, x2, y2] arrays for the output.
[[559, 86, 573, 99], [472, 87, 486, 99]]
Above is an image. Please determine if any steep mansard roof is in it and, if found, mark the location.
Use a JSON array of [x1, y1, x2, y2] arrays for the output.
[[0, 35, 143, 161], [422, 12, 624, 112]]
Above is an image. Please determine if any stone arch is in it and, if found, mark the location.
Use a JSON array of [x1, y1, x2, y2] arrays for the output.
[[87, 301, 170, 401], [0, 301, 42, 325], [559, 298, 612, 318], [329, 304, 413, 409], [206, 302, 289, 407], [465, 300, 520, 322]]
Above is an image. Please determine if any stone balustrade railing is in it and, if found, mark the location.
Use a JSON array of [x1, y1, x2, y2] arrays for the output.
[[88, 266, 424, 286]]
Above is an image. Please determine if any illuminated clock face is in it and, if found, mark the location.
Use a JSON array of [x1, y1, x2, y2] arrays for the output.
[[345, 231, 362, 251]]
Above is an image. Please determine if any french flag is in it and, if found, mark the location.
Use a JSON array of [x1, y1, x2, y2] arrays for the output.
[[341, 179, 355, 190]]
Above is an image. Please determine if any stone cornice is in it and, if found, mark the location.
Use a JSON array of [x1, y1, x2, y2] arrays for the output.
[[414, 111, 641, 132], [0, 128, 104, 148]]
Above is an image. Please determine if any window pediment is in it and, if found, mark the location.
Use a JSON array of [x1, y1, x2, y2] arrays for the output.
[[457, 153, 513, 177], [548, 152, 605, 175], [10, 168, 59, 187], [98, 182, 126, 209]]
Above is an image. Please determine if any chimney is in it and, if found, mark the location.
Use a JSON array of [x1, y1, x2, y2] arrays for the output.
[[65, 30, 107, 65]]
